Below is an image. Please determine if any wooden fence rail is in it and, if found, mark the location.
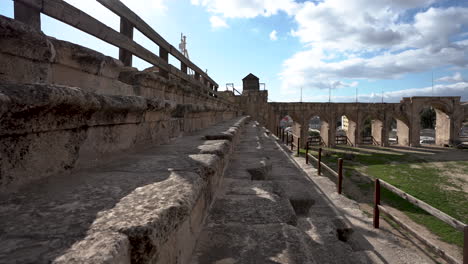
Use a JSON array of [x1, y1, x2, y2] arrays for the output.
[[273, 125, 468, 264], [374, 178, 468, 264], [13, 0, 219, 96]]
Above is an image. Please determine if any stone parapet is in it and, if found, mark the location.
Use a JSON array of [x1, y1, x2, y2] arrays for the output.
[[0, 116, 250, 264]]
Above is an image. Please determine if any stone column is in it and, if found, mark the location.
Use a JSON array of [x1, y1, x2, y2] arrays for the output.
[[409, 115, 421, 147], [329, 119, 337, 147], [396, 119, 410, 146], [435, 109, 451, 146], [320, 120, 330, 147], [371, 120, 383, 145], [346, 119, 358, 146]]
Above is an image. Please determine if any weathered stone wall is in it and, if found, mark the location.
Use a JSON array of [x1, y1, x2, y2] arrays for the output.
[[0, 15, 238, 191]]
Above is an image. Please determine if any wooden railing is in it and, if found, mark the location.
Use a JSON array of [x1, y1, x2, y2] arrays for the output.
[[273, 126, 467, 264], [362, 136, 379, 146], [13, 0, 219, 96], [308, 136, 323, 146], [336, 135, 354, 146], [374, 179, 467, 264]]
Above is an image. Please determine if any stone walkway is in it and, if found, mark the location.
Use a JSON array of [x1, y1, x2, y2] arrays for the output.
[[191, 121, 441, 264]]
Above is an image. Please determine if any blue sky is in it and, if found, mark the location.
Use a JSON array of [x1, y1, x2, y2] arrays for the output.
[[1, 0, 467, 102]]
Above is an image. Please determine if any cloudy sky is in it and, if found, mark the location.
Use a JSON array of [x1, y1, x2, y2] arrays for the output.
[[1, 0, 467, 102]]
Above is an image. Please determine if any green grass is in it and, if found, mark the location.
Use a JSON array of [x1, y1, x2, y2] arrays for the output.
[[300, 145, 468, 248]]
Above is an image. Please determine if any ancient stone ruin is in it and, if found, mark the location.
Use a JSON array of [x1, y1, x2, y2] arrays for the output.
[[1, 1, 467, 264]]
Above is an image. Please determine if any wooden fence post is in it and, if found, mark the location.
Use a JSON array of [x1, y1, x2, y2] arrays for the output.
[[14, 1, 41, 30], [119, 17, 133, 66], [318, 147, 322, 175], [305, 142, 309, 164], [291, 135, 294, 151], [464, 225, 467, 264], [181, 62, 188, 74], [338, 158, 343, 194], [297, 137, 300, 156], [159, 46, 169, 78], [374, 179, 381, 228]]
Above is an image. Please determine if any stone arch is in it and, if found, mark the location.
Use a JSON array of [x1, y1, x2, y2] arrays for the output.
[[304, 111, 332, 147], [385, 113, 410, 146], [408, 98, 455, 146], [358, 111, 386, 146]]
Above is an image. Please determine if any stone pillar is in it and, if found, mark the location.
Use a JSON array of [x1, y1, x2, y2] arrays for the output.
[[300, 121, 309, 148], [409, 115, 421, 147], [320, 120, 330, 147], [329, 119, 337, 147], [435, 109, 451, 146], [371, 120, 383, 145], [346, 119, 357, 146], [396, 119, 410, 146]]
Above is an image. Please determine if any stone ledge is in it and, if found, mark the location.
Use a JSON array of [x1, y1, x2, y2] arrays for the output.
[[0, 116, 249, 264]]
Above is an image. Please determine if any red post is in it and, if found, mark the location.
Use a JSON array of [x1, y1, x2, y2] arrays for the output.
[[318, 148, 322, 175], [338, 158, 343, 194], [297, 137, 300, 156], [374, 179, 381, 228], [464, 225, 467, 264], [305, 142, 309, 164]]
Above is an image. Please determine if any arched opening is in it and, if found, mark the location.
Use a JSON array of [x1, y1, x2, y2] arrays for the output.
[[360, 116, 383, 145], [459, 119, 468, 147], [279, 114, 302, 147], [419, 107, 436, 145], [308, 116, 323, 146], [388, 118, 398, 145], [335, 115, 354, 146], [280, 115, 294, 131]]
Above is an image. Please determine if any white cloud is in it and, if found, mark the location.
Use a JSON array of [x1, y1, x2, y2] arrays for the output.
[[303, 82, 468, 103], [209, 15, 229, 29], [280, 2, 468, 92], [436, 72, 464, 83], [269, 30, 278, 41], [191, 0, 300, 18]]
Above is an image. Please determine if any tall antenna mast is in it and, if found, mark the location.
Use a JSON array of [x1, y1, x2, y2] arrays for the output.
[[328, 80, 331, 103], [356, 87, 358, 103], [179, 33, 195, 76], [431, 71, 434, 97], [381, 88, 384, 103], [300, 86, 303, 103]]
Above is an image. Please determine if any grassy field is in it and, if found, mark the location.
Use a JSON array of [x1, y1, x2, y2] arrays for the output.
[[299, 145, 468, 248]]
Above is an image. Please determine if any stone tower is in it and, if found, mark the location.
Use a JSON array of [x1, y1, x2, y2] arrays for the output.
[[242, 73, 260, 91], [240, 73, 268, 124]]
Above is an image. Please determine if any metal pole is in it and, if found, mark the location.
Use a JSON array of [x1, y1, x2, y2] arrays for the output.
[[318, 148, 322, 175], [374, 179, 381, 228], [338, 158, 343, 194], [306, 142, 309, 164]]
